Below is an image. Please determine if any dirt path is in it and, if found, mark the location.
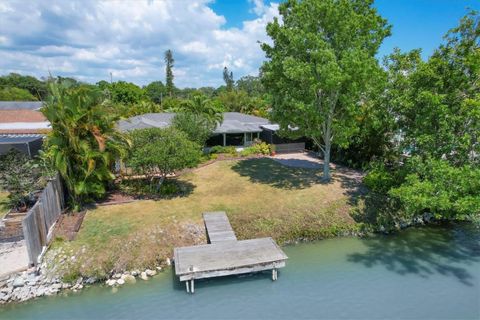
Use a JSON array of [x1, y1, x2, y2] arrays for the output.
[[0, 240, 29, 278]]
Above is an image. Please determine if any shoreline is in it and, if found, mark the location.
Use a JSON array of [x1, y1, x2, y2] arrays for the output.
[[1, 216, 465, 306]]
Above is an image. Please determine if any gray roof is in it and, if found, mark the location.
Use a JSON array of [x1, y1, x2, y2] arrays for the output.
[[118, 112, 273, 134], [0, 101, 43, 110]]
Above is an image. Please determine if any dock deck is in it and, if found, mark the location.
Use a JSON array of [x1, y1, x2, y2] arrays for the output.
[[174, 212, 288, 293]]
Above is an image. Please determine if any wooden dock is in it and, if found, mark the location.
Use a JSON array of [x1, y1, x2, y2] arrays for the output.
[[174, 212, 288, 293], [203, 212, 237, 243]]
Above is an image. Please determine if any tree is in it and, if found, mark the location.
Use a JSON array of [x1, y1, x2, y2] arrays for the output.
[[109, 81, 145, 105], [172, 112, 216, 147], [42, 81, 129, 210], [179, 94, 224, 125], [236, 75, 265, 96], [223, 67, 234, 91], [261, 0, 391, 180], [127, 127, 201, 186], [363, 11, 480, 225], [144, 81, 166, 104], [385, 11, 479, 166], [118, 100, 162, 118], [0, 87, 37, 101], [165, 49, 175, 97], [0, 73, 47, 99]]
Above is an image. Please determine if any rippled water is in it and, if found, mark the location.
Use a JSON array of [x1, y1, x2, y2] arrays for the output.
[[1, 223, 479, 319]]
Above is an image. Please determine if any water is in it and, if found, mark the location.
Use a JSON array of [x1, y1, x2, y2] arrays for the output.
[[1, 223, 479, 319]]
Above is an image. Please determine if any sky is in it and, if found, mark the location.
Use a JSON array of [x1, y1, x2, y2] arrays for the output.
[[0, 0, 478, 88]]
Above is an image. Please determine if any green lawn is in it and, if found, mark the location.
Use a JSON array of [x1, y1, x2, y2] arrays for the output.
[[50, 158, 365, 279]]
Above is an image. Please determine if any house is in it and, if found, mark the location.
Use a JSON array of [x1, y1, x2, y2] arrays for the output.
[[118, 112, 305, 152], [0, 101, 49, 156]]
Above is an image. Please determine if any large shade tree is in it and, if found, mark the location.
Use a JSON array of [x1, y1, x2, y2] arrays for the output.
[[261, 0, 391, 180]]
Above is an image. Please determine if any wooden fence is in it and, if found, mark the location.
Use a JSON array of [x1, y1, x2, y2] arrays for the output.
[[22, 174, 65, 266]]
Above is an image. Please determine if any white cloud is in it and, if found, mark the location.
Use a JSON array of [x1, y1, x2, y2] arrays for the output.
[[0, 0, 279, 88], [249, 0, 268, 16]]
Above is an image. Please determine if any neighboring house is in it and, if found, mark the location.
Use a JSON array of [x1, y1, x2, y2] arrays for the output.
[[0, 101, 50, 156], [118, 112, 305, 152]]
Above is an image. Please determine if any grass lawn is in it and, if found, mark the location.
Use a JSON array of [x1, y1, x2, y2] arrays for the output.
[[0, 192, 9, 219], [50, 158, 366, 279]]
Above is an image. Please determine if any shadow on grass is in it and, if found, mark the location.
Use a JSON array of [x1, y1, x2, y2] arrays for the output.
[[347, 222, 480, 286], [231, 158, 324, 189], [117, 178, 196, 201]]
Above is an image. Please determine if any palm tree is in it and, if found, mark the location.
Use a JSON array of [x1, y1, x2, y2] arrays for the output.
[[180, 94, 223, 126], [42, 81, 129, 210]]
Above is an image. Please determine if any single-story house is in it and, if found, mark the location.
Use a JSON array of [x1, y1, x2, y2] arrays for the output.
[[118, 112, 306, 152], [0, 101, 49, 156]]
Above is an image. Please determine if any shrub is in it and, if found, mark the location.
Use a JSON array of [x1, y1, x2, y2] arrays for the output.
[[0, 150, 48, 211], [126, 127, 201, 190], [240, 142, 272, 157], [389, 158, 480, 220], [363, 163, 396, 193], [365, 157, 480, 222], [209, 145, 237, 156]]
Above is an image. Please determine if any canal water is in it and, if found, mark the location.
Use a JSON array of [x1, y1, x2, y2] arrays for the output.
[[1, 223, 479, 319]]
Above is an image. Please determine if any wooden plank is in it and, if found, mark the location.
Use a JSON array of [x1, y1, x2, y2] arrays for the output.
[[203, 211, 237, 243], [174, 237, 288, 277], [22, 204, 42, 265]]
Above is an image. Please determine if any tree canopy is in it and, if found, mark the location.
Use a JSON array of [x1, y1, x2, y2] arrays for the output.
[[261, 0, 391, 180], [42, 81, 129, 210], [127, 127, 201, 183]]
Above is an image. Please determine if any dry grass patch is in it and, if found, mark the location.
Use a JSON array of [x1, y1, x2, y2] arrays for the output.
[[50, 158, 365, 279]]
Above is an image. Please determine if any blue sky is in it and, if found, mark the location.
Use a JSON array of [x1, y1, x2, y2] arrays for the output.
[[0, 0, 478, 88], [210, 0, 479, 58]]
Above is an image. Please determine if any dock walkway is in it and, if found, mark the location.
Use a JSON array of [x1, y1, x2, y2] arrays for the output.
[[174, 212, 288, 293], [203, 212, 237, 243]]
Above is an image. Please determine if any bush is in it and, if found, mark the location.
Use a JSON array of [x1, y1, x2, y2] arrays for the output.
[[126, 127, 201, 189], [209, 145, 237, 156], [240, 142, 272, 157], [363, 163, 396, 193], [389, 158, 480, 220], [364, 157, 480, 221], [0, 150, 48, 211]]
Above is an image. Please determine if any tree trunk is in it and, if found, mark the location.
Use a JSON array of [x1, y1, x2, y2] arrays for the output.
[[323, 114, 333, 181], [323, 140, 331, 181]]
